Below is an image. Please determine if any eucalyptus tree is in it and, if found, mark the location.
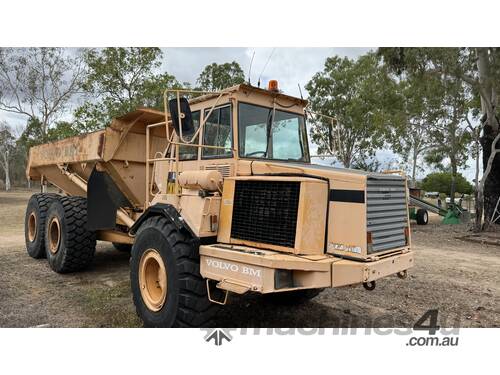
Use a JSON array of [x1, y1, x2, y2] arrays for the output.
[[75, 47, 181, 132], [424, 76, 473, 202], [379, 47, 499, 229], [305, 53, 400, 168], [0, 47, 85, 142], [196, 61, 245, 91], [387, 75, 437, 186]]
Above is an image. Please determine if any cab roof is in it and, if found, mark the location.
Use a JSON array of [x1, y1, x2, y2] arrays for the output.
[[188, 83, 308, 107]]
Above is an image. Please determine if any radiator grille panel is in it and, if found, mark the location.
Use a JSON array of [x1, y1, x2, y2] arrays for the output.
[[367, 177, 408, 253], [231, 180, 300, 248]]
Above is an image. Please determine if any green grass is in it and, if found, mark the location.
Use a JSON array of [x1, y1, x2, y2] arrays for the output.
[[80, 280, 142, 328]]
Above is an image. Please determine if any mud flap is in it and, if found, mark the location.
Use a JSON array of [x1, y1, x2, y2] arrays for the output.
[[87, 168, 132, 230]]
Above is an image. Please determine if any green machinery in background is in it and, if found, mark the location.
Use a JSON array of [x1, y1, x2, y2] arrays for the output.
[[408, 188, 469, 225]]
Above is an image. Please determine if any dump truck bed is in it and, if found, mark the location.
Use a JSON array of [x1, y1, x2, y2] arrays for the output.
[[27, 109, 168, 208]]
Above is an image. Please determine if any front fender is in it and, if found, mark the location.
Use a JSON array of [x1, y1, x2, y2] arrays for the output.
[[129, 204, 195, 237]]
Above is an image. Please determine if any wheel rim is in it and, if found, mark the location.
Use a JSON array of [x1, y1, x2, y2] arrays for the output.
[[28, 212, 37, 242], [139, 249, 167, 312], [48, 217, 61, 254], [424, 212, 428, 222]]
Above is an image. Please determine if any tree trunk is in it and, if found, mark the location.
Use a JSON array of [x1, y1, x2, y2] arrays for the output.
[[0, 150, 10, 191], [4, 164, 10, 191], [475, 48, 500, 230], [42, 120, 48, 143], [480, 123, 500, 227], [450, 175, 456, 205], [411, 146, 418, 187], [449, 119, 458, 207], [341, 151, 352, 169], [474, 136, 481, 229], [1, 152, 10, 191], [450, 158, 457, 207]]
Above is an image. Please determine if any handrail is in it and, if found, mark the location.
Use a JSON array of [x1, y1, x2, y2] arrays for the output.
[[163, 88, 228, 145], [145, 88, 233, 208]]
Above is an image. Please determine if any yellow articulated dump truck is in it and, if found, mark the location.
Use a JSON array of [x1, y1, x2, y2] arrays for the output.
[[25, 81, 413, 327]]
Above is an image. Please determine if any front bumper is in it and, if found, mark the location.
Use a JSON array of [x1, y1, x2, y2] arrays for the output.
[[200, 244, 414, 294]]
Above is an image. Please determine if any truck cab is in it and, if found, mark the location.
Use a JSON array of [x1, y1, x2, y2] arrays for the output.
[[144, 83, 413, 301]]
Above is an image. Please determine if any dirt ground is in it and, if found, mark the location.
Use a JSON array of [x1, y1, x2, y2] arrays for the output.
[[0, 190, 498, 328]]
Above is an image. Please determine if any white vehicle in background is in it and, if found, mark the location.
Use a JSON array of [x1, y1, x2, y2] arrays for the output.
[[446, 195, 464, 206], [424, 192, 439, 198]]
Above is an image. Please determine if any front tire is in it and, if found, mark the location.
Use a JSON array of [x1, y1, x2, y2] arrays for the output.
[[45, 196, 96, 273], [130, 216, 219, 327], [25, 193, 60, 259]]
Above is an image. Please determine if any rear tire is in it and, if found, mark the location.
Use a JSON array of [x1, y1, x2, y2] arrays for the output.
[[25, 193, 60, 259], [113, 242, 132, 253], [45, 196, 96, 273], [130, 216, 220, 327], [416, 209, 428, 225], [264, 288, 324, 305]]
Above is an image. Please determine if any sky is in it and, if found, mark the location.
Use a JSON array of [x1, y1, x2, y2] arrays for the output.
[[161, 47, 371, 97], [1, 47, 370, 126], [0, 47, 479, 182]]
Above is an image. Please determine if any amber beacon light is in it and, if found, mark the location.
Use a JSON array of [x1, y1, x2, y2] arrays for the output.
[[268, 79, 279, 92]]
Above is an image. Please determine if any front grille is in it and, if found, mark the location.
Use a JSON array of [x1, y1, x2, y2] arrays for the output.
[[231, 180, 300, 248], [366, 177, 408, 253]]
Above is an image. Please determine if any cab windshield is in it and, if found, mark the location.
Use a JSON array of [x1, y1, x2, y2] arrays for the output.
[[238, 102, 310, 162]]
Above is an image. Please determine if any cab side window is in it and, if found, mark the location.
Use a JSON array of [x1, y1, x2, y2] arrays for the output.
[[179, 110, 200, 160], [202, 106, 232, 158]]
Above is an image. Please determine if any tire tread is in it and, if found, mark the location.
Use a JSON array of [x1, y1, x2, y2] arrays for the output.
[[47, 196, 96, 273], [25, 193, 60, 258], [133, 216, 219, 327]]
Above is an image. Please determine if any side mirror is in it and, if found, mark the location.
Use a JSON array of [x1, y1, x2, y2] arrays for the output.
[[169, 97, 195, 138]]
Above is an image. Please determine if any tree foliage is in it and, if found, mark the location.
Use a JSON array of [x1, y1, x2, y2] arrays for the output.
[[0, 47, 85, 142], [427, 79, 471, 153], [421, 172, 473, 195], [306, 53, 400, 168], [386, 75, 442, 185], [196, 62, 245, 91], [18, 117, 78, 150], [423, 77, 473, 202], [75, 48, 181, 132], [379, 47, 498, 229]]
